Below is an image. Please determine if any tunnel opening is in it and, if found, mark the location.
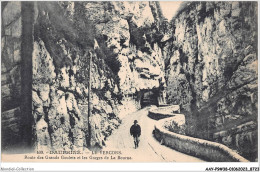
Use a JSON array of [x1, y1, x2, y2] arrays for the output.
[[141, 89, 158, 108], [139, 88, 166, 108]]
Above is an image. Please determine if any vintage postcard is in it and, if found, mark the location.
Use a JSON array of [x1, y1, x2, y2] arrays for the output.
[[1, 1, 259, 171]]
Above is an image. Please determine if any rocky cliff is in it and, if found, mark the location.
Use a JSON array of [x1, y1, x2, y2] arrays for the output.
[[1, 1, 167, 152], [31, 1, 166, 151], [165, 2, 258, 161], [1, 2, 23, 151]]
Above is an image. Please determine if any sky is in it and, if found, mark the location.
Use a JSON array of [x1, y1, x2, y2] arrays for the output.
[[159, 1, 182, 21]]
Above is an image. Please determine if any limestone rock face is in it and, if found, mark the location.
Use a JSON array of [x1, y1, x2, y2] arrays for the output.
[[165, 1, 257, 161], [31, 1, 166, 151], [1, 2, 23, 150], [84, 1, 166, 94]]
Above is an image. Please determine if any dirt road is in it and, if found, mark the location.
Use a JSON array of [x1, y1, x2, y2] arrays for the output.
[[104, 106, 205, 162]]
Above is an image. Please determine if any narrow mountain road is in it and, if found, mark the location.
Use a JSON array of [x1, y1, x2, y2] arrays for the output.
[[104, 106, 205, 162]]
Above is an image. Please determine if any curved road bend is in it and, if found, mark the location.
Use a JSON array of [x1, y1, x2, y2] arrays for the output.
[[104, 106, 205, 162]]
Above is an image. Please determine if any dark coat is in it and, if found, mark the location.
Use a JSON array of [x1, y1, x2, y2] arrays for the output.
[[130, 124, 141, 137]]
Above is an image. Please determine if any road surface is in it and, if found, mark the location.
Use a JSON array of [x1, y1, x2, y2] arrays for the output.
[[104, 106, 205, 162]]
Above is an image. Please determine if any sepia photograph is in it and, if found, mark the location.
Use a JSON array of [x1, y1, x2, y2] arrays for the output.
[[1, 0, 259, 171]]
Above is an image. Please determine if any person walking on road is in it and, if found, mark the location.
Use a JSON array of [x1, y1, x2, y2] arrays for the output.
[[130, 120, 141, 149]]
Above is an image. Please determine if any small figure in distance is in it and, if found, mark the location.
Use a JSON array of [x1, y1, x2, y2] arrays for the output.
[[130, 120, 141, 149]]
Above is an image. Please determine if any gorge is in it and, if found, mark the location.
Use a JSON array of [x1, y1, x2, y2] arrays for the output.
[[1, 1, 258, 161]]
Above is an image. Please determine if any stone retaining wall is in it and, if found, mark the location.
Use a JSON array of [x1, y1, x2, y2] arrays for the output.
[[153, 117, 249, 162], [148, 105, 180, 120]]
